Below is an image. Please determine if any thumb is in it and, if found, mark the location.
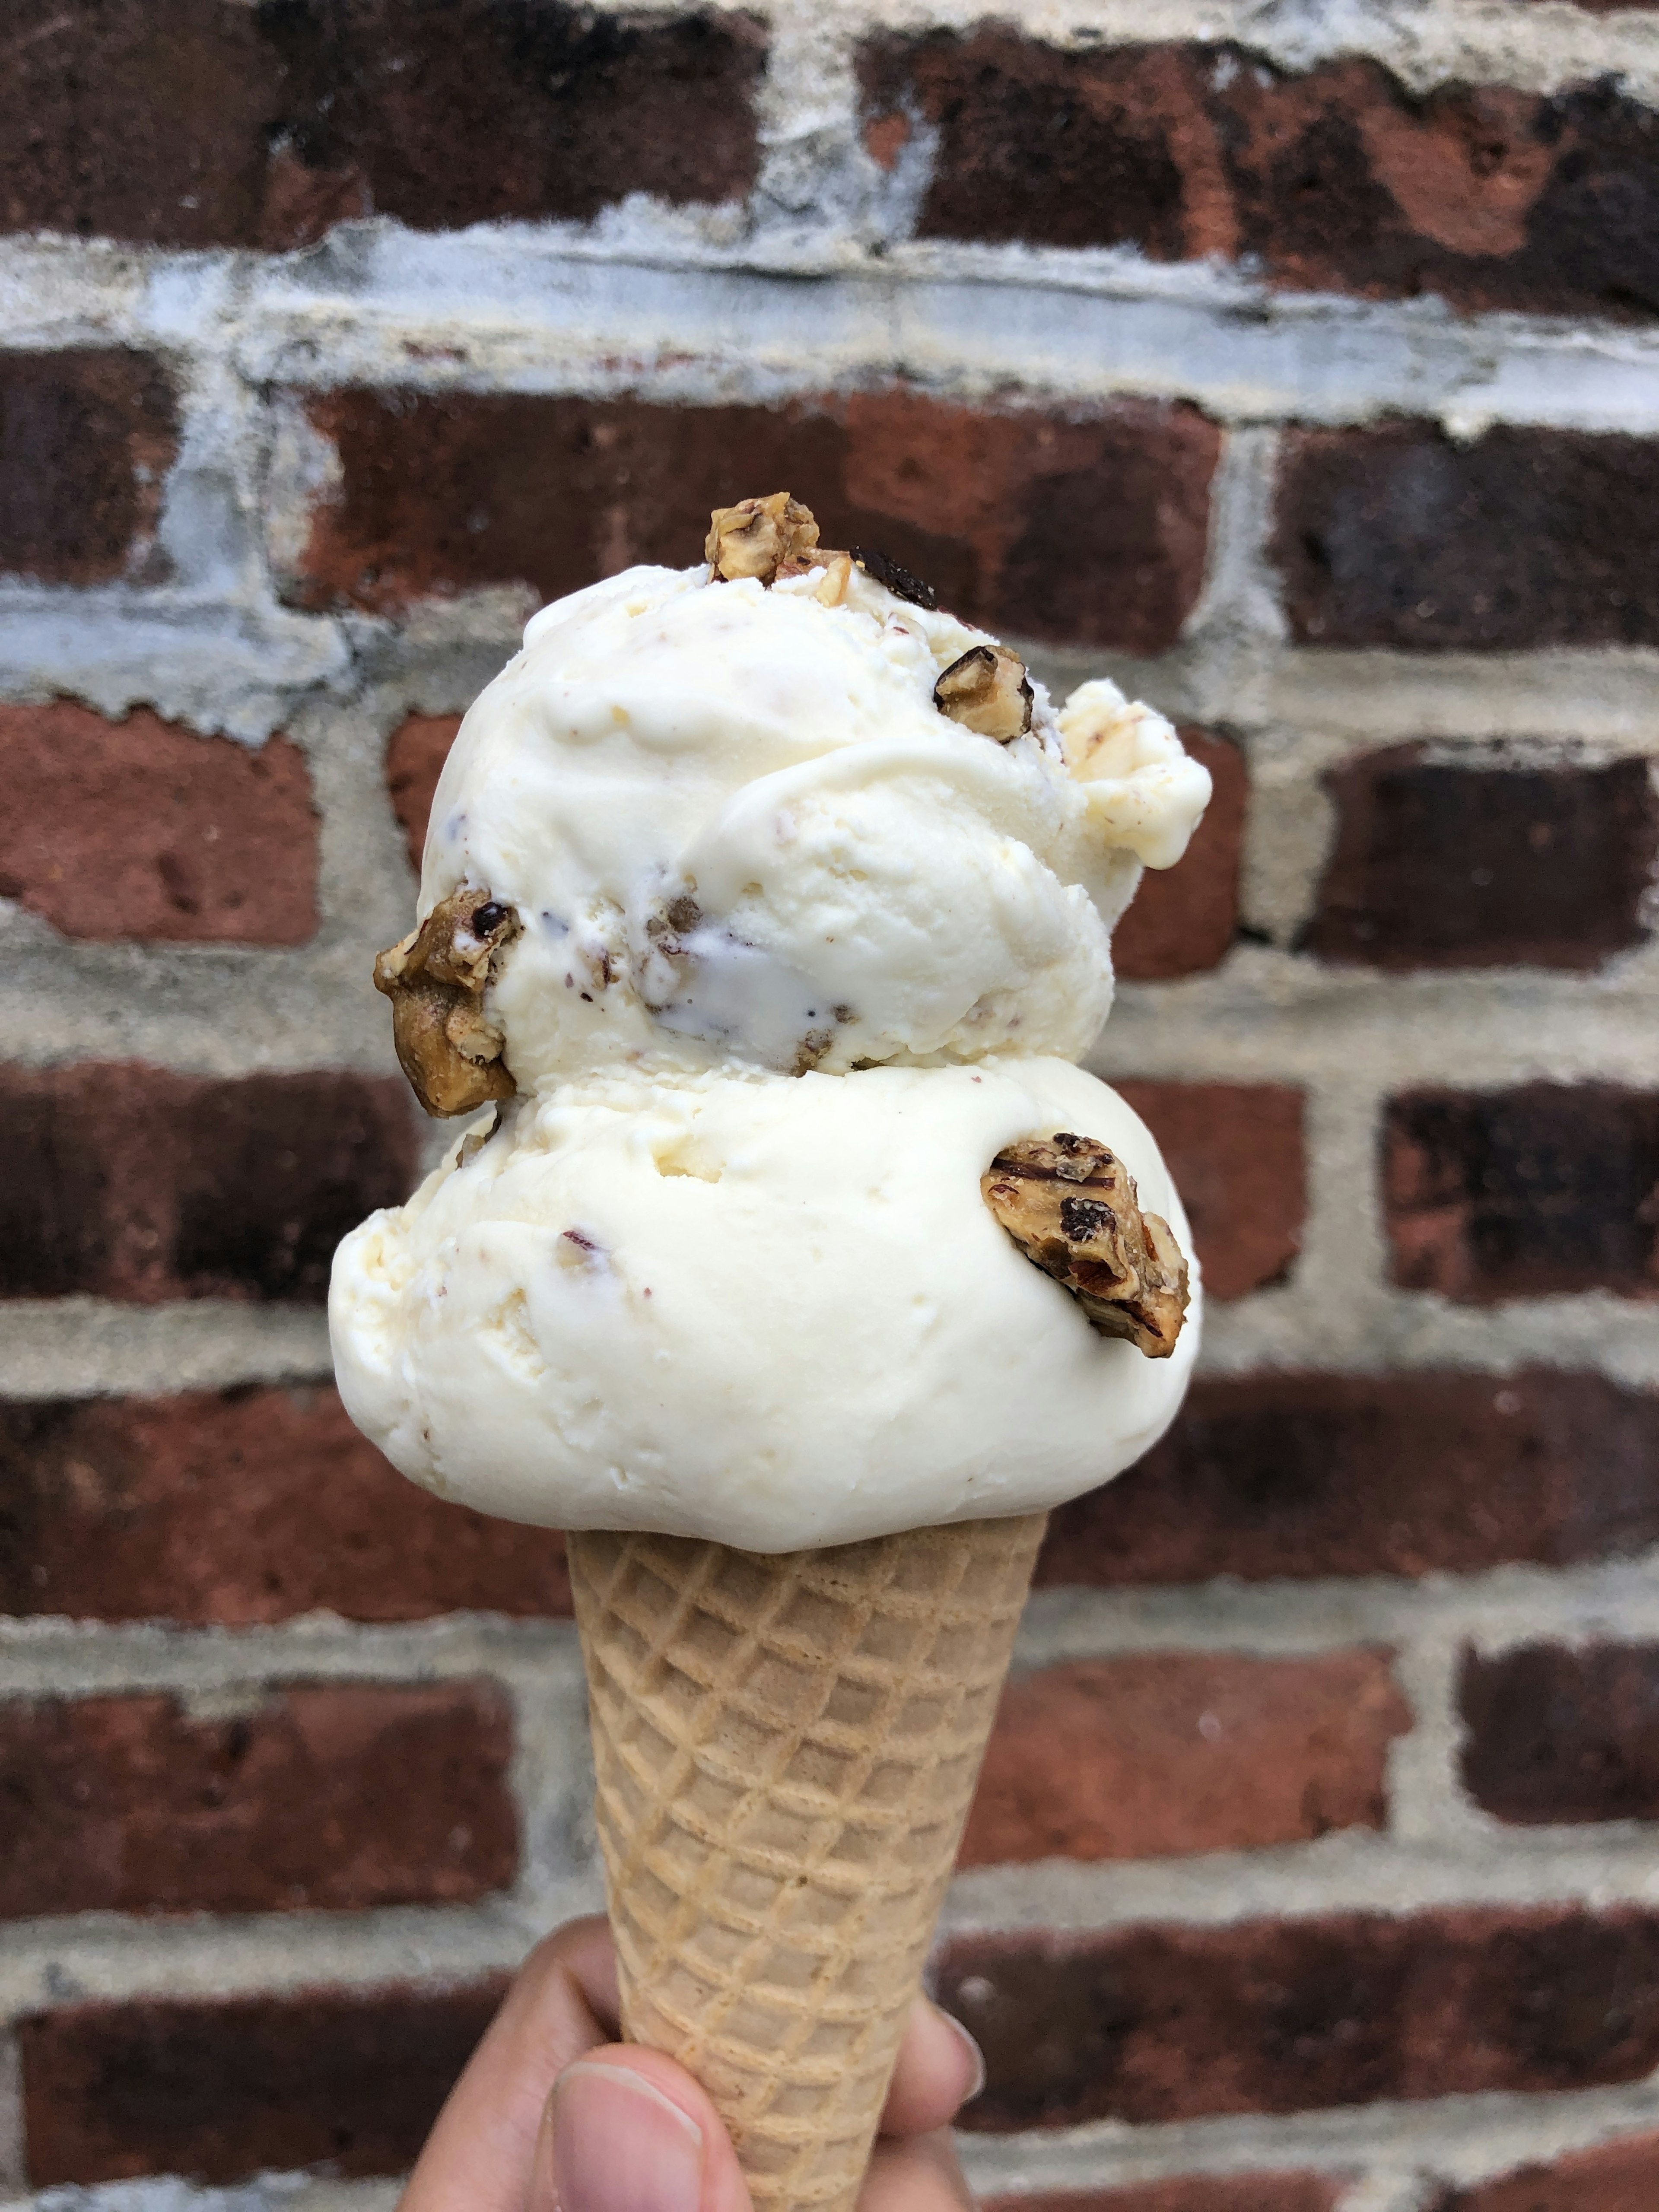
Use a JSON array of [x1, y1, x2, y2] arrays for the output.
[[531, 2046, 753, 2212]]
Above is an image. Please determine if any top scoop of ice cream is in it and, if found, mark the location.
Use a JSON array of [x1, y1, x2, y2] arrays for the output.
[[332, 508, 1213, 1551], [410, 556, 1209, 1093]]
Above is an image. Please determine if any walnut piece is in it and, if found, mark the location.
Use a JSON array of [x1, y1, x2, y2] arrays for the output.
[[706, 493, 822, 584], [374, 889, 522, 1117], [848, 545, 938, 609], [982, 1131, 1190, 1357], [934, 645, 1033, 742]]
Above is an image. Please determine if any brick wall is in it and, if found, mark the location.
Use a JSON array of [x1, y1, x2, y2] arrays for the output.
[[3, 5, 1659, 2210]]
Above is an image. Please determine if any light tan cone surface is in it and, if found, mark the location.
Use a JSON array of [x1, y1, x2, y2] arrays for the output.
[[567, 1512, 1047, 2212]]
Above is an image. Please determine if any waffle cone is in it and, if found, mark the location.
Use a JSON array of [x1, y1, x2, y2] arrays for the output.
[[566, 1512, 1046, 2212]]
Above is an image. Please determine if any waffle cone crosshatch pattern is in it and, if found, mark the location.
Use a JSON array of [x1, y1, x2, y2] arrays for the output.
[[568, 1517, 1048, 2212]]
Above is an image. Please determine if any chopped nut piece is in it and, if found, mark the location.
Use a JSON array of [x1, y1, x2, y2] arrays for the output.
[[374, 888, 522, 1117], [706, 493, 821, 585], [982, 1131, 1189, 1357], [848, 546, 939, 610], [457, 1106, 502, 1168], [814, 551, 854, 606], [934, 645, 1033, 742]]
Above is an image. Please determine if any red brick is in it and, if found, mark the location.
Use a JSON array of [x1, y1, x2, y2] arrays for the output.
[[986, 2183, 1340, 2212], [0, 1064, 417, 1303], [0, 350, 176, 583], [1111, 1082, 1303, 1301], [1461, 1643, 1659, 1827], [939, 1905, 1659, 2131], [0, 1385, 572, 1624], [1037, 1370, 1659, 1587], [1439, 2130, 1659, 2211], [0, 702, 318, 945], [1274, 422, 1659, 652], [0, 2, 762, 249], [283, 387, 1220, 653], [1112, 731, 1245, 982], [20, 1978, 506, 2185], [1384, 1084, 1659, 1302], [859, 36, 1659, 321], [0, 1679, 515, 1918], [960, 1650, 1407, 1866], [1305, 747, 1659, 972], [385, 712, 462, 874]]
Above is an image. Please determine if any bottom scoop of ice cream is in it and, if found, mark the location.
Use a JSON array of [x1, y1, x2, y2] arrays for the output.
[[331, 1057, 1199, 1552]]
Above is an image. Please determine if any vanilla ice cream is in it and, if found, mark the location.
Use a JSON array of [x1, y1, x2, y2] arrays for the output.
[[331, 509, 1212, 1550]]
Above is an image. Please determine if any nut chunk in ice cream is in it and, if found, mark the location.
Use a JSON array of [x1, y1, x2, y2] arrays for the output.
[[331, 493, 1211, 1553], [982, 1131, 1189, 1357]]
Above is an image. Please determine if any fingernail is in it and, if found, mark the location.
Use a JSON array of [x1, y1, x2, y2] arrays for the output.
[[937, 2007, 987, 2105], [551, 2062, 704, 2212]]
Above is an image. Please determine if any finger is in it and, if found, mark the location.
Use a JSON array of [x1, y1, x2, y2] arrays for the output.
[[401, 1915, 620, 2212], [861, 2129, 977, 2212], [879, 1999, 986, 2139], [532, 2044, 753, 2212]]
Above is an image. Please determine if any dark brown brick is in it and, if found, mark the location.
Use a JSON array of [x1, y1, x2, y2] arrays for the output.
[[1305, 746, 1659, 971], [385, 712, 462, 874], [0, 350, 176, 584], [0, 2, 763, 250], [20, 1978, 506, 2185], [859, 36, 1659, 321], [1112, 731, 1246, 982], [1037, 1370, 1659, 1587], [1274, 422, 1659, 652], [0, 1386, 572, 1624], [0, 1680, 515, 1918], [1462, 1643, 1659, 1826], [284, 386, 1220, 653], [0, 702, 319, 944], [1384, 1084, 1659, 1302], [1438, 2130, 1659, 2211], [960, 1649, 1407, 1866], [985, 2183, 1341, 2212], [1111, 1082, 1303, 1301], [0, 1064, 418, 1304], [939, 1905, 1659, 2131]]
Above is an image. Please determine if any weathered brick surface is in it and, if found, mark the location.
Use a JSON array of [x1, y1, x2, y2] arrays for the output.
[[986, 2177, 1336, 2212], [0, 1386, 572, 1624], [1437, 2130, 1659, 2210], [859, 35, 1659, 319], [1304, 747, 1659, 971], [1274, 423, 1659, 651], [0, 350, 176, 584], [0, 1680, 515, 1918], [1384, 1084, 1659, 1302], [1461, 1643, 1659, 1827], [1111, 1082, 1303, 1302], [1112, 731, 1246, 982], [284, 387, 1220, 652], [960, 1650, 1408, 1866], [1038, 1370, 1659, 1586], [985, 2183, 1340, 2212], [939, 1906, 1659, 2131], [19, 1979, 506, 2185], [0, 702, 318, 944], [385, 712, 462, 874], [0, 2, 763, 250], [0, 1064, 417, 1304]]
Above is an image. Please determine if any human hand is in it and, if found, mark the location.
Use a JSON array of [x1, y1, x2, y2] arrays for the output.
[[401, 1916, 984, 2212]]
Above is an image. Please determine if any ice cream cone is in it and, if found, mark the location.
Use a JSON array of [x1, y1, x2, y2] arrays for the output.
[[566, 1511, 1047, 2212]]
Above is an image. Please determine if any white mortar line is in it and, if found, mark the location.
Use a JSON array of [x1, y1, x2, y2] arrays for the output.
[[954, 2077, 1659, 2199]]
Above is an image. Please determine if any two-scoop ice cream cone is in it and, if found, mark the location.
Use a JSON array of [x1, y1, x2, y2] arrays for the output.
[[331, 494, 1212, 2209]]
